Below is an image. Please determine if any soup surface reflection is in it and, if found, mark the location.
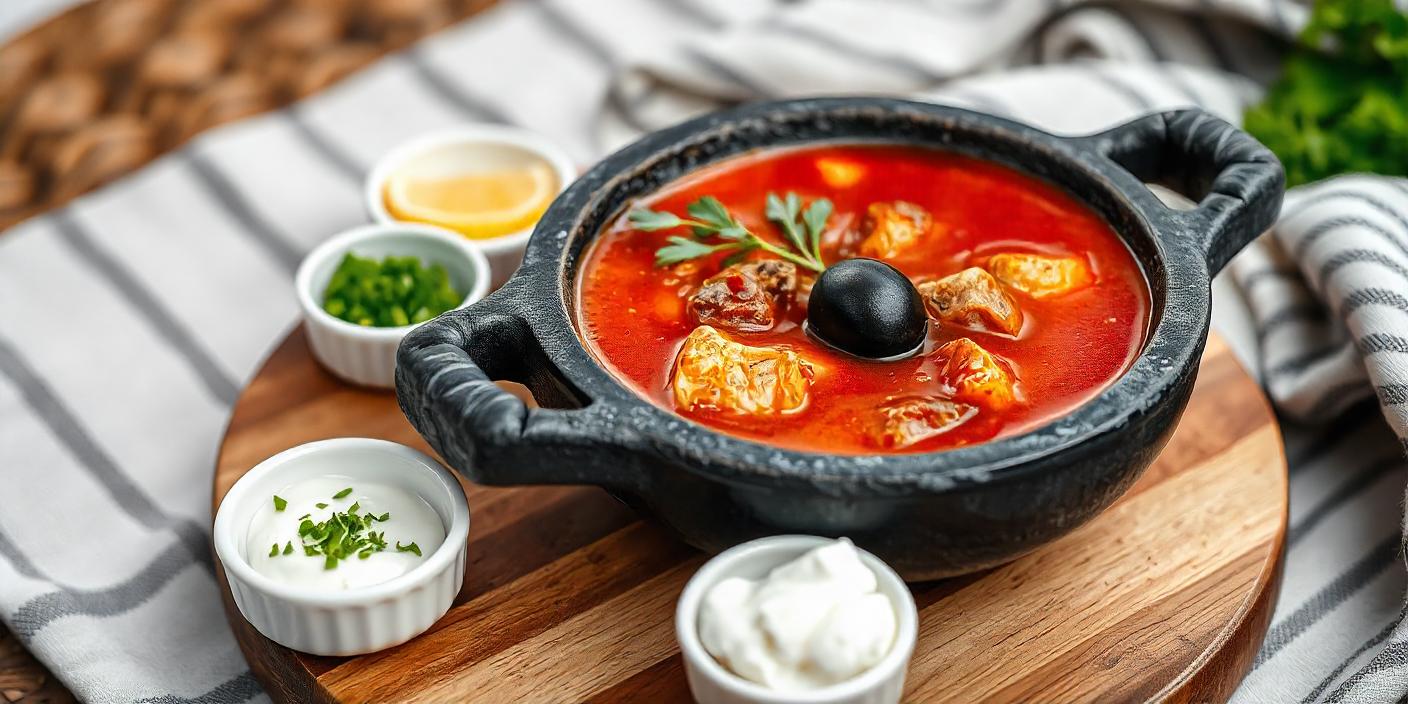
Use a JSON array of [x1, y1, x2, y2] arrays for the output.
[[575, 145, 1150, 454]]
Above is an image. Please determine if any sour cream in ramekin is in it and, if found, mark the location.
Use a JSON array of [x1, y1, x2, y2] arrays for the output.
[[697, 538, 898, 691], [213, 438, 470, 656]]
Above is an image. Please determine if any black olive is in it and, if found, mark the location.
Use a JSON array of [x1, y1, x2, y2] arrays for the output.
[[805, 258, 927, 360]]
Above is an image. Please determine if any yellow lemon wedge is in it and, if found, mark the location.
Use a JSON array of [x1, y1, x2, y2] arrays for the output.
[[385, 162, 557, 239]]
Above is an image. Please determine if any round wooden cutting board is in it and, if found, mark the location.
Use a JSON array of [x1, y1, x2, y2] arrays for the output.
[[213, 327, 1287, 703]]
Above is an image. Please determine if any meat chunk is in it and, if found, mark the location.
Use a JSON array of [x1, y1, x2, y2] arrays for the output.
[[986, 253, 1093, 299], [867, 395, 978, 449], [687, 260, 798, 333], [858, 201, 931, 260], [672, 325, 814, 416], [917, 268, 1024, 336], [933, 337, 1018, 409]]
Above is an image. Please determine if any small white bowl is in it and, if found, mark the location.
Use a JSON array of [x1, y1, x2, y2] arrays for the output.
[[213, 438, 470, 656], [365, 125, 576, 287], [676, 536, 919, 704], [295, 222, 490, 388]]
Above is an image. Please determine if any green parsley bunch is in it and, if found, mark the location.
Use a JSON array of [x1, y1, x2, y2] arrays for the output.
[[1245, 0, 1408, 186]]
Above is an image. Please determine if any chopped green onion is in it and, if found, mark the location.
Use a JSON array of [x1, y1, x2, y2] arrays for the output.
[[320, 253, 464, 328]]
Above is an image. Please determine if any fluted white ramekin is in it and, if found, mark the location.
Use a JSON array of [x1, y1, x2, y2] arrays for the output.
[[295, 222, 490, 388], [213, 438, 470, 656], [364, 125, 576, 288], [676, 536, 919, 704]]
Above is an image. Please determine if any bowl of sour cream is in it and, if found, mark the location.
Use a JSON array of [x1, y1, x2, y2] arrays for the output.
[[213, 438, 470, 656], [676, 536, 918, 704]]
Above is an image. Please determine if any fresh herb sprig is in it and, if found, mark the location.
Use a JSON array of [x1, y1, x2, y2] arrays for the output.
[[629, 192, 833, 272]]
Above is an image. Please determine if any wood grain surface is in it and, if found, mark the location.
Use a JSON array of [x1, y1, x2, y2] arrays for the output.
[[211, 326, 1287, 703]]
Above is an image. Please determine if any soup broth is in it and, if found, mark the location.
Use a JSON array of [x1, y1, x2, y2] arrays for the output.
[[575, 144, 1150, 454]]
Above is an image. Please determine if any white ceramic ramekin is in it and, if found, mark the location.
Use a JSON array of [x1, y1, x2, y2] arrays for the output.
[[676, 536, 919, 704], [295, 222, 490, 388], [213, 438, 470, 656], [364, 125, 576, 287]]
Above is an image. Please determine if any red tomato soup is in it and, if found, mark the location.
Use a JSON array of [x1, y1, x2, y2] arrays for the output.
[[574, 144, 1150, 454]]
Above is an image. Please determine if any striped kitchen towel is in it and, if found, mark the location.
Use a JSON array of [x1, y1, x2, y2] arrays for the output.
[[0, 0, 1403, 702]]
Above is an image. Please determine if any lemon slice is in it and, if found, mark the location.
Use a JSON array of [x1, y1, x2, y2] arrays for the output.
[[385, 161, 557, 239]]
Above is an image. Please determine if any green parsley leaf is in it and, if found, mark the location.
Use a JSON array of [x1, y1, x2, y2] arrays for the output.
[[315, 502, 328, 509], [685, 196, 733, 230], [765, 192, 806, 255], [396, 541, 423, 557], [333, 487, 353, 500], [283, 541, 293, 555], [269, 543, 279, 557], [272, 495, 287, 512], [654, 236, 735, 267], [802, 198, 834, 261], [627, 209, 685, 231]]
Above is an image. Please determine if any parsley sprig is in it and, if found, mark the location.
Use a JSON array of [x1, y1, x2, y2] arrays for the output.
[[629, 192, 832, 273]]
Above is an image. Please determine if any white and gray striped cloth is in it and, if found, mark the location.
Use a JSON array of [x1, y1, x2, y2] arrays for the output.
[[0, 0, 1404, 702]]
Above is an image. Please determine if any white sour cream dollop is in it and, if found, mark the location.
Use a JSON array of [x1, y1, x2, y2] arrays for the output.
[[698, 538, 897, 691], [245, 476, 444, 591]]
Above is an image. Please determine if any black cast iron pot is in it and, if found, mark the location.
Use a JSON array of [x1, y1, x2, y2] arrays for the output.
[[395, 98, 1283, 580]]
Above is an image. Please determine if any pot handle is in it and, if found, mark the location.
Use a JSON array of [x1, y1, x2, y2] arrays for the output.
[[395, 295, 638, 489], [1073, 109, 1284, 275]]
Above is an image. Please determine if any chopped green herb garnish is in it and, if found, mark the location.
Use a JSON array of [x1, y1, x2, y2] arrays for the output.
[[298, 513, 310, 521], [273, 495, 287, 512], [333, 487, 353, 500], [321, 253, 464, 328], [269, 543, 279, 557], [315, 502, 328, 509], [282, 504, 410, 570]]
